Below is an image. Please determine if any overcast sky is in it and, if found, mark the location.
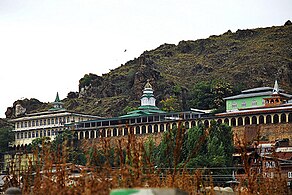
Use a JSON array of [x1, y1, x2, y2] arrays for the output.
[[0, 0, 291, 117]]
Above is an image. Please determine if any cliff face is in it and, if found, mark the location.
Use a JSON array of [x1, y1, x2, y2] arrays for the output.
[[6, 22, 292, 118]]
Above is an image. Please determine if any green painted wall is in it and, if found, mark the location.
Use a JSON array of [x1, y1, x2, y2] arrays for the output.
[[226, 95, 270, 111]]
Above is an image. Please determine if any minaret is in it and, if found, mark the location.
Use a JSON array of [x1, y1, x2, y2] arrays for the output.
[[272, 80, 279, 94], [139, 80, 158, 109], [264, 80, 289, 107], [50, 92, 64, 111]]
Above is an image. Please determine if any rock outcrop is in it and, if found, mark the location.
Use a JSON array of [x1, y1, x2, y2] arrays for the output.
[[6, 22, 292, 118]]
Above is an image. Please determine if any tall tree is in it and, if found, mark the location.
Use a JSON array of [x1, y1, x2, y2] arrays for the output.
[[0, 126, 14, 153]]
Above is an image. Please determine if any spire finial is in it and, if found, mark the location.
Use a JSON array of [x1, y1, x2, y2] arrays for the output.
[[144, 79, 152, 89], [273, 80, 279, 94], [49, 92, 64, 111], [55, 92, 61, 102]]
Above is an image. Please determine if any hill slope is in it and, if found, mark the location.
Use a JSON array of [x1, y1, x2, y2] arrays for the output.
[[6, 22, 292, 118]]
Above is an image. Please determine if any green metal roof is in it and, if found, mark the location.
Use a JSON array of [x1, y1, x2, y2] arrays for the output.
[[119, 106, 166, 118]]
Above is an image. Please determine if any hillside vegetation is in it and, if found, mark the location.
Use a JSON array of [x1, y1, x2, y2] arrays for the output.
[[5, 22, 292, 118]]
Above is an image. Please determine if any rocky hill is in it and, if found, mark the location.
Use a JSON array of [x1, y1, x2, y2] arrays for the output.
[[6, 21, 292, 118]]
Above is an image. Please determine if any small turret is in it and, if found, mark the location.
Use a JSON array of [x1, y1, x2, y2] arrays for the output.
[[49, 92, 65, 111], [272, 80, 279, 94], [140, 80, 157, 109]]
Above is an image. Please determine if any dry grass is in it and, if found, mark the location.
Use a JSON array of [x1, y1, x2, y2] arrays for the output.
[[3, 128, 290, 195]]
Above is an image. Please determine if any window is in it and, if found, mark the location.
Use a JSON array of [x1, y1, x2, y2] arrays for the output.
[[17, 133, 20, 139], [36, 131, 39, 137], [44, 119, 46, 125], [24, 132, 27, 138], [28, 121, 31, 127], [32, 121, 35, 127], [232, 102, 237, 109], [32, 132, 35, 138], [36, 120, 39, 126], [43, 130, 46, 137], [40, 119, 43, 126], [21, 122, 24, 128], [17, 122, 20, 128], [252, 100, 257, 106], [48, 130, 51, 136], [28, 132, 31, 138], [241, 101, 246, 107], [288, 172, 292, 179], [21, 133, 23, 139], [48, 119, 51, 125]]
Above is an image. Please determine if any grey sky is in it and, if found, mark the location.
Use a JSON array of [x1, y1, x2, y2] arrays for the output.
[[0, 0, 291, 117]]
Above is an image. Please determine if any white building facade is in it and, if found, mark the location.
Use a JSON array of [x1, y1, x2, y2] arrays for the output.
[[10, 93, 101, 147]]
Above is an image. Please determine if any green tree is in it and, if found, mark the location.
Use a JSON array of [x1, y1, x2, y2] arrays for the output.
[[189, 81, 214, 109], [155, 121, 235, 169], [188, 80, 235, 112], [0, 126, 14, 153], [30, 137, 51, 151], [160, 96, 181, 112], [207, 121, 234, 167]]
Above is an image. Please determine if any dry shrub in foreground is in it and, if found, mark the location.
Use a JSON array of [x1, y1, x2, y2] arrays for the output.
[[4, 127, 290, 194]]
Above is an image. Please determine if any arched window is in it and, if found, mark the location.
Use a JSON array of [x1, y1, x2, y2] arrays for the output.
[[172, 123, 177, 129], [185, 122, 189, 129], [154, 124, 158, 133], [142, 126, 146, 134], [217, 119, 222, 125], [85, 131, 89, 139], [238, 117, 243, 126], [191, 121, 196, 127], [160, 124, 164, 132], [96, 130, 100, 138], [113, 128, 117, 136], [231, 118, 236, 126], [273, 114, 279, 124], [148, 125, 152, 134], [130, 127, 134, 134], [281, 113, 286, 123], [107, 129, 111, 137], [166, 123, 170, 131], [224, 118, 229, 125], [266, 115, 271, 124], [102, 129, 106, 137], [80, 132, 84, 139], [259, 115, 264, 124], [252, 116, 257, 125], [124, 128, 128, 136], [136, 126, 140, 134], [244, 117, 250, 125], [90, 130, 95, 139], [204, 120, 209, 128], [288, 113, 292, 123]]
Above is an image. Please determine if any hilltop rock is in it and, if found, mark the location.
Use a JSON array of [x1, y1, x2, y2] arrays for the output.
[[284, 20, 291, 26], [5, 98, 49, 119], [6, 23, 292, 117]]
